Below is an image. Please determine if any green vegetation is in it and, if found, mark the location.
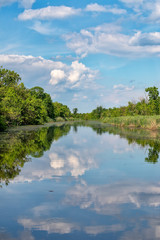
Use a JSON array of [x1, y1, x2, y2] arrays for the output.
[[0, 67, 72, 131], [73, 86, 160, 129], [1, 66, 160, 131]]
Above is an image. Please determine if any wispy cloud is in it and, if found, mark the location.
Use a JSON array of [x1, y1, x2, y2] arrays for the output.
[[85, 3, 126, 14], [29, 21, 54, 35], [113, 84, 135, 91], [18, 6, 81, 20], [0, 0, 36, 8]]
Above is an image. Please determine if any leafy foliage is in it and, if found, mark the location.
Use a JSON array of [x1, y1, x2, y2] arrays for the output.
[[0, 67, 72, 131], [52, 102, 71, 120]]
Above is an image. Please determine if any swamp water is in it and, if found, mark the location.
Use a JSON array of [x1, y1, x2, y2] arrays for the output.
[[0, 122, 160, 240]]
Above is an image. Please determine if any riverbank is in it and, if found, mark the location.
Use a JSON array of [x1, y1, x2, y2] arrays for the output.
[[102, 115, 160, 130]]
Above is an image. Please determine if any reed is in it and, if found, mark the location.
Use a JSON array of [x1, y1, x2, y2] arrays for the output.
[[102, 115, 160, 130]]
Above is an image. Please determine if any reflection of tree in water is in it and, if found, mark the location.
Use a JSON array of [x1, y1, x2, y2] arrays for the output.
[[73, 125, 78, 133], [0, 124, 71, 186], [74, 121, 160, 164], [145, 145, 159, 164], [1, 121, 160, 187]]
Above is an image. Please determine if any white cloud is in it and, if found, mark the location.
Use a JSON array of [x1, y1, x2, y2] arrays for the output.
[[147, 1, 160, 21], [29, 21, 54, 35], [49, 60, 98, 90], [50, 69, 66, 85], [0, 55, 98, 93], [90, 23, 122, 33], [85, 3, 126, 14], [65, 24, 160, 58], [85, 3, 106, 12], [119, 0, 160, 22], [18, 6, 81, 20], [0, 0, 35, 8], [130, 31, 160, 46], [19, 0, 35, 8], [113, 84, 135, 91]]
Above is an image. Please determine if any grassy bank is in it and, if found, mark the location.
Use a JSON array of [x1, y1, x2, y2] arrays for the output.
[[102, 115, 160, 130]]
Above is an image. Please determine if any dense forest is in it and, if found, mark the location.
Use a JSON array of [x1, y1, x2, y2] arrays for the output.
[[0, 67, 72, 131]]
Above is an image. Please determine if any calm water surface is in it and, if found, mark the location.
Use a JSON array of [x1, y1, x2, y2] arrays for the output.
[[1, 122, 160, 240]]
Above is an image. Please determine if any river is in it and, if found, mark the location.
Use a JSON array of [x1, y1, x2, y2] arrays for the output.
[[0, 122, 160, 240]]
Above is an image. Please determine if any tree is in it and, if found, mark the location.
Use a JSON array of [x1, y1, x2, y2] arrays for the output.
[[0, 66, 21, 86], [145, 86, 160, 115], [52, 102, 71, 119], [73, 108, 78, 115], [92, 106, 105, 119], [145, 87, 159, 101], [30, 86, 54, 119]]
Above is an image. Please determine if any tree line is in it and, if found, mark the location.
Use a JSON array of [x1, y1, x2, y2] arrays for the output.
[[1, 66, 160, 131], [0, 67, 72, 131], [74, 86, 160, 120]]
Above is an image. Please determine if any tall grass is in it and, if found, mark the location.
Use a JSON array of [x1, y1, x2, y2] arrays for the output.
[[102, 115, 160, 130]]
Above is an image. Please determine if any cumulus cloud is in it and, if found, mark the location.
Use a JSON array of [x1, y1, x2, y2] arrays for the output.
[[0, 55, 98, 93], [65, 24, 160, 58], [130, 31, 160, 46], [146, 1, 160, 21], [0, 0, 35, 8], [50, 69, 66, 85], [49, 60, 98, 90], [18, 6, 81, 20], [85, 3, 126, 14]]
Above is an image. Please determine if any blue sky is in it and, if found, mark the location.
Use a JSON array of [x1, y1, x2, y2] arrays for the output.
[[1, 0, 160, 112]]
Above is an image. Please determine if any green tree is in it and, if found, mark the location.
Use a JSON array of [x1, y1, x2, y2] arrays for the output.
[[53, 102, 71, 119], [145, 87, 160, 115], [30, 87, 54, 119], [0, 66, 21, 86], [73, 108, 78, 115], [145, 87, 159, 101]]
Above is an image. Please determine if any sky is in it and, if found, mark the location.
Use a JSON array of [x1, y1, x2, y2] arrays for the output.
[[1, 0, 160, 112]]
